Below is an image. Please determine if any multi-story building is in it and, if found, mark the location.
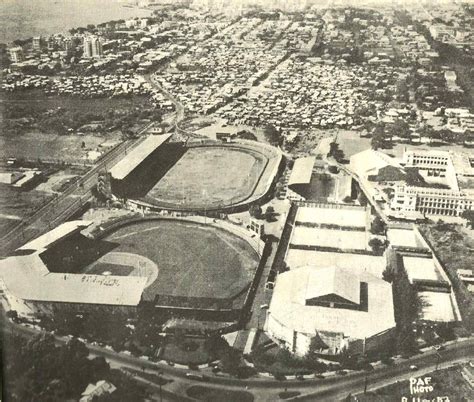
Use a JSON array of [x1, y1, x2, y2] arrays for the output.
[[83, 36, 103, 58], [392, 150, 474, 217], [32, 36, 42, 51], [8, 47, 24, 63]]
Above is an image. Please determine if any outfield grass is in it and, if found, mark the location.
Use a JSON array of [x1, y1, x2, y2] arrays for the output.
[[102, 220, 259, 302], [145, 146, 267, 209]]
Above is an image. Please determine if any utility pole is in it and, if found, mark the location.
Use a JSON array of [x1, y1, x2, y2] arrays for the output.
[[158, 371, 164, 402], [435, 351, 441, 371], [364, 371, 368, 394]]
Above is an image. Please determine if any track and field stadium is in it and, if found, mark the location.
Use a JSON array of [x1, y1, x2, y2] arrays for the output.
[[109, 136, 282, 212]]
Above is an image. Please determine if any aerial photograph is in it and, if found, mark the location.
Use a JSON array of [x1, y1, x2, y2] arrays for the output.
[[0, 0, 473, 401]]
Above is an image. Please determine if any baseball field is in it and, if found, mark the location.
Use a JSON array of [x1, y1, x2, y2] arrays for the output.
[[86, 219, 260, 304]]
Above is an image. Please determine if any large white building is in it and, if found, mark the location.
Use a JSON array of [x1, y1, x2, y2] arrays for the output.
[[392, 150, 474, 217], [350, 148, 474, 219], [265, 265, 395, 356]]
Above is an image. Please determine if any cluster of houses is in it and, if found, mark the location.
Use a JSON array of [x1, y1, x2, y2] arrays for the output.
[[1, 73, 174, 113], [390, 25, 439, 64], [215, 57, 409, 132], [153, 18, 293, 114]]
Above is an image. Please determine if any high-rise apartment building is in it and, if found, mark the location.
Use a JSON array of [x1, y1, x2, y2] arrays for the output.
[[9, 47, 24, 63], [83, 36, 103, 58]]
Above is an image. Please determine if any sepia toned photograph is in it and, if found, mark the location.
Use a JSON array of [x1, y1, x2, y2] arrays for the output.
[[0, 0, 473, 401]]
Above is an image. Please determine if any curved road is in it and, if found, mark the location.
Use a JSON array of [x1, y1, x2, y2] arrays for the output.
[[4, 316, 473, 402]]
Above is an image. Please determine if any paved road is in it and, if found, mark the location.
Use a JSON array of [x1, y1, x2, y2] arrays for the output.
[[3, 314, 473, 402]]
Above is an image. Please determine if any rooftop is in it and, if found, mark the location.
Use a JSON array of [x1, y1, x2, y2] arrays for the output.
[[268, 265, 395, 340], [19, 221, 93, 252], [402, 255, 441, 283], [291, 226, 368, 251], [295, 205, 368, 229], [418, 291, 456, 322], [387, 228, 426, 249], [1, 222, 147, 307], [286, 249, 386, 278], [288, 156, 316, 186], [109, 134, 171, 180]]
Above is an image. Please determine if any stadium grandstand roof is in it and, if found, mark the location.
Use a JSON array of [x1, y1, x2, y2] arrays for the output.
[[268, 265, 395, 340], [0, 255, 146, 306], [0, 221, 146, 307], [19, 221, 92, 252], [109, 134, 172, 180], [288, 156, 316, 186]]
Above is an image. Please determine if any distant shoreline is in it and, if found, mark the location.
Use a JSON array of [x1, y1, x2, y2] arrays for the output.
[[0, 0, 152, 45]]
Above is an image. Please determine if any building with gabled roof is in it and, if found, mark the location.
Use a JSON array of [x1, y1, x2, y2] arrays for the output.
[[265, 265, 395, 356]]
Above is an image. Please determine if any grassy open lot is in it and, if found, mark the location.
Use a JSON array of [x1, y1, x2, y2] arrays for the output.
[[161, 337, 216, 366], [187, 385, 254, 402], [145, 146, 267, 210], [0, 184, 53, 236], [102, 220, 259, 302], [1, 89, 157, 142], [1, 89, 152, 116], [0, 131, 118, 162]]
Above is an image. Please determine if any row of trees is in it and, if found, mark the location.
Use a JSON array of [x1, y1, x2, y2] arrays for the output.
[[4, 100, 162, 137], [3, 333, 147, 402], [370, 120, 467, 150]]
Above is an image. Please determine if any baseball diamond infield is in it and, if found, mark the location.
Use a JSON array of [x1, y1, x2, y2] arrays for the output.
[[84, 219, 260, 309]]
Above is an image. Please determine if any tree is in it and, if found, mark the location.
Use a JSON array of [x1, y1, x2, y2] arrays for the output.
[[265, 205, 276, 221], [263, 124, 280, 146], [5, 310, 18, 321], [327, 142, 345, 162], [371, 131, 386, 150], [368, 238, 384, 254], [390, 119, 411, 142], [461, 209, 474, 228], [249, 204, 263, 219], [220, 347, 241, 375], [370, 216, 385, 235]]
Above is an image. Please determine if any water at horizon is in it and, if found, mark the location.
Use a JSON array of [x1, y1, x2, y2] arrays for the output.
[[0, 0, 152, 44]]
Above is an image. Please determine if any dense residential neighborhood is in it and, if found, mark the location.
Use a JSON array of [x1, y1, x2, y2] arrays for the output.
[[0, 0, 473, 401]]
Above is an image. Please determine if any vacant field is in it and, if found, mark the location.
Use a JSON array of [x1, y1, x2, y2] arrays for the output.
[[0, 184, 53, 237], [101, 220, 259, 302], [1, 89, 151, 116], [145, 146, 267, 210], [0, 131, 118, 162]]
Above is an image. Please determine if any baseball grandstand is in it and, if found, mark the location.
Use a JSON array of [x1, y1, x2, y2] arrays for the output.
[[0, 217, 262, 322], [109, 135, 282, 212]]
